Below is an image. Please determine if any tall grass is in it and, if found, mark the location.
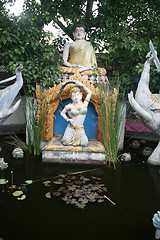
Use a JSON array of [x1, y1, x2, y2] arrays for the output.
[[98, 81, 125, 167], [12, 92, 47, 156]]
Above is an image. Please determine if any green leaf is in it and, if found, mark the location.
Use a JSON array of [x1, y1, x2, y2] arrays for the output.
[[0, 179, 9, 185], [13, 190, 23, 197], [25, 180, 33, 184], [17, 194, 26, 200]]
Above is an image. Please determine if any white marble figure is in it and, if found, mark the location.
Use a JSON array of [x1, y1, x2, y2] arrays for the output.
[[63, 23, 97, 72], [60, 81, 92, 146], [128, 42, 160, 165], [153, 211, 160, 239], [0, 65, 23, 125]]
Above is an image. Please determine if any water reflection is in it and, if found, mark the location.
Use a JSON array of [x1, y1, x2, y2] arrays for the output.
[[148, 165, 160, 198], [0, 137, 160, 240]]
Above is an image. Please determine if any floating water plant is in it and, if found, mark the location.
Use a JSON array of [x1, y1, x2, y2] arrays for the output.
[[13, 190, 23, 197], [25, 180, 33, 185], [45, 192, 52, 199], [11, 179, 33, 200], [17, 195, 26, 201], [0, 179, 8, 185], [43, 173, 113, 209], [12, 190, 26, 201]]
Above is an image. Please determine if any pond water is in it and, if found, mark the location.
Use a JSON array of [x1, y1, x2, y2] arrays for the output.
[[0, 136, 160, 240]]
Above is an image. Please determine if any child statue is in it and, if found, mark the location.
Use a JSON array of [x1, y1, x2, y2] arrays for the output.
[[60, 81, 92, 146]]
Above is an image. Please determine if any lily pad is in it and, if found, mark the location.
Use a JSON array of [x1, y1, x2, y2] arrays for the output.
[[91, 186, 99, 191], [98, 199, 104, 203], [62, 196, 71, 204], [17, 194, 26, 200], [13, 190, 23, 197], [53, 179, 63, 184], [44, 173, 108, 209], [58, 174, 66, 178], [43, 180, 51, 187], [80, 176, 90, 182], [58, 187, 65, 192], [73, 193, 81, 198], [45, 192, 52, 199], [71, 176, 76, 180], [63, 189, 70, 194], [78, 198, 88, 204], [68, 186, 76, 191], [53, 191, 61, 197], [65, 192, 72, 197], [75, 180, 82, 185], [25, 180, 33, 185], [70, 198, 77, 203], [0, 179, 8, 185], [76, 202, 86, 209]]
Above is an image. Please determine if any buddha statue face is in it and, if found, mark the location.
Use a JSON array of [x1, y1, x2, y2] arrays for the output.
[[73, 27, 86, 40]]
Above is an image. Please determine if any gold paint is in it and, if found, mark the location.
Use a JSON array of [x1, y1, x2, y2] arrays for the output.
[[151, 93, 160, 104], [43, 137, 105, 153], [89, 142, 105, 153], [36, 70, 117, 142], [59, 66, 106, 76]]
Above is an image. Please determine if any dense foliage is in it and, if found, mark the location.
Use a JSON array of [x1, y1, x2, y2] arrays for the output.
[[0, 0, 160, 94], [41, 0, 160, 92], [0, 0, 62, 95]]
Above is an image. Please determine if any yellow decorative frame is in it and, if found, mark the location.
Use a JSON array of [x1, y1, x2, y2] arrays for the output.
[[36, 71, 103, 141]]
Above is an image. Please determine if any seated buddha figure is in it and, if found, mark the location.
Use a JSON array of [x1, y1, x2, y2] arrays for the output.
[[63, 23, 97, 73], [60, 81, 92, 146]]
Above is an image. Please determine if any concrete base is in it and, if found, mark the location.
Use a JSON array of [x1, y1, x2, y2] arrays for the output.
[[42, 136, 106, 165]]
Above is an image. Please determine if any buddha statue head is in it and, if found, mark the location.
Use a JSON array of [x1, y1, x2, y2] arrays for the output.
[[73, 23, 86, 41]]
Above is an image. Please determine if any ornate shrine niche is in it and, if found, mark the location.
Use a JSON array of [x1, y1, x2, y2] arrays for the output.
[[36, 71, 117, 142]]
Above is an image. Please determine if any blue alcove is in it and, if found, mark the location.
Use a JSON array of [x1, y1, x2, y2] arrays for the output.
[[54, 99, 98, 139]]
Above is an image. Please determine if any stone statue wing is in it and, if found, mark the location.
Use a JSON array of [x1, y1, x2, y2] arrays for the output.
[[149, 40, 160, 72]]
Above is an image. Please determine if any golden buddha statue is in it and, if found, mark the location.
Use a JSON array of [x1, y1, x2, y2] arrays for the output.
[[60, 23, 106, 76]]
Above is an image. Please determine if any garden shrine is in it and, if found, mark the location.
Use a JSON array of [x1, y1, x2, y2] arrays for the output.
[[36, 70, 121, 164], [34, 23, 125, 164]]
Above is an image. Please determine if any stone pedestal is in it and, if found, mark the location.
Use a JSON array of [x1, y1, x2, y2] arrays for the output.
[[42, 136, 106, 165]]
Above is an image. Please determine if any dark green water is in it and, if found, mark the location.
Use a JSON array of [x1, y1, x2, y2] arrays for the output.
[[0, 137, 160, 240]]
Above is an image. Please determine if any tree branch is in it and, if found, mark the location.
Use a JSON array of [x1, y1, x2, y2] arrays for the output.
[[53, 17, 74, 40], [85, 0, 93, 23]]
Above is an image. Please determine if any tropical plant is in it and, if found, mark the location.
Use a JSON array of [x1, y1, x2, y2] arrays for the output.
[[98, 79, 125, 167], [12, 93, 47, 156], [40, 0, 160, 91], [0, 0, 63, 95], [1, 0, 160, 94]]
